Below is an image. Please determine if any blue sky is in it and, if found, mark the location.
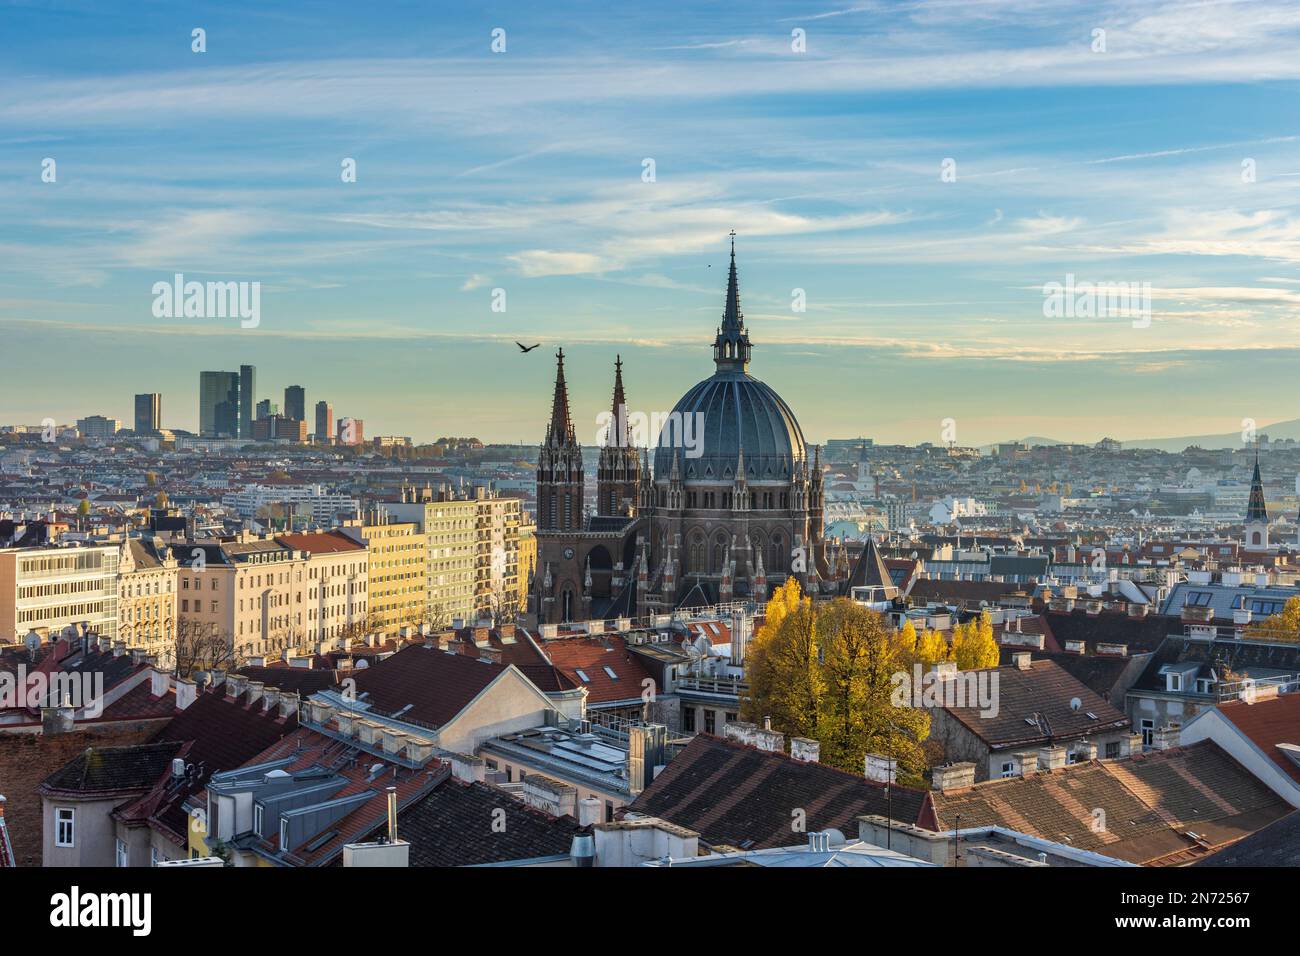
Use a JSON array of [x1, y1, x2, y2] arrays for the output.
[[2, 0, 1300, 446]]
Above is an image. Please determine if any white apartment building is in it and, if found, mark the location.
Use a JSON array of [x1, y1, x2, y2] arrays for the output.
[[0, 543, 120, 642], [221, 484, 360, 525]]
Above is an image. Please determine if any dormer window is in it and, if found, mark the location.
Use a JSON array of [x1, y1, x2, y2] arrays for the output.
[[1167, 673, 1183, 692]]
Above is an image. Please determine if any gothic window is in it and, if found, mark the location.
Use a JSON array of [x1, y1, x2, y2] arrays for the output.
[[689, 533, 705, 573], [770, 535, 785, 572]]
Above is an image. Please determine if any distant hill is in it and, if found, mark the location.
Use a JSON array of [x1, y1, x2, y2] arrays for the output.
[[973, 422, 1300, 454], [1123, 418, 1300, 452]]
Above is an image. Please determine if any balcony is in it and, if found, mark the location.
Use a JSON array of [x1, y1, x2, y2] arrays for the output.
[[675, 675, 749, 699]]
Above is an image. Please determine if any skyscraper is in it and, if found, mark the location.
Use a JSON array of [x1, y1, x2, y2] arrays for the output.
[[239, 364, 256, 439], [199, 371, 240, 437], [315, 401, 333, 445], [255, 399, 278, 419], [134, 393, 161, 434], [284, 385, 306, 423]]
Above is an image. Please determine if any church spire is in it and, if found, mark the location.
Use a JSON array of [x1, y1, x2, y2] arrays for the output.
[[713, 231, 752, 374], [546, 348, 576, 447], [606, 355, 628, 448], [1246, 450, 1268, 523]]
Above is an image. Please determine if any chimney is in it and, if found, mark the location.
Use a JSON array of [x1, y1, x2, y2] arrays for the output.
[[864, 753, 897, 784], [1153, 725, 1181, 751], [225, 674, 248, 699], [931, 762, 976, 792], [1096, 643, 1128, 657], [150, 668, 171, 698], [1073, 741, 1097, 762], [931, 661, 958, 682], [278, 691, 299, 720], [129, 647, 146, 666], [380, 727, 409, 756], [175, 678, 197, 711], [41, 704, 75, 735], [578, 796, 603, 827], [112, 640, 126, 657], [262, 688, 281, 713], [244, 681, 265, 707], [570, 833, 595, 867], [1063, 640, 1085, 655], [1013, 751, 1037, 777], [1121, 732, 1143, 756], [791, 737, 821, 764], [1038, 745, 1067, 771], [450, 753, 486, 784], [404, 737, 434, 765], [1011, 651, 1033, 670]]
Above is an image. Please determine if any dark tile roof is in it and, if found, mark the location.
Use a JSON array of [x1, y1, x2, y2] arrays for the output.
[[930, 741, 1290, 865], [236, 665, 341, 696], [908, 578, 1026, 606], [152, 687, 297, 772], [628, 734, 931, 850], [997, 648, 1139, 702], [388, 777, 584, 866], [942, 659, 1129, 748], [1195, 810, 1300, 866], [40, 741, 183, 795], [1131, 635, 1300, 693], [1041, 610, 1176, 654], [347, 645, 507, 729]]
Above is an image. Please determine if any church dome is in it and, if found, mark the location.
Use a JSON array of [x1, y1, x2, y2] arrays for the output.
[[653, 238, 808, 483]]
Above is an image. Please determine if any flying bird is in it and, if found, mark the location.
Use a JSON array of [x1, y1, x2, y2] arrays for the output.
[[516, 342, 540, 353]]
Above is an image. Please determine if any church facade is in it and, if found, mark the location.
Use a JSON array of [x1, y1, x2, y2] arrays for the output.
[[528, 240, 869, 625]]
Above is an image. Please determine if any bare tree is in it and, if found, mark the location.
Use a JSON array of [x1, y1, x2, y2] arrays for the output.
[[174, 618, 244, 678]]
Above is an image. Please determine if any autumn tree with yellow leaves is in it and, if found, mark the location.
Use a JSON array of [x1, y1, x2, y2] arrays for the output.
[[743, 580, 930, 783]]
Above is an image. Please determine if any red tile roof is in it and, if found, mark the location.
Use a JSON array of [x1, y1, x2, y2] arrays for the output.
[[540, 635, 652, 704], [274, 531, 366, 554], [1217, 694, 1300, 786]]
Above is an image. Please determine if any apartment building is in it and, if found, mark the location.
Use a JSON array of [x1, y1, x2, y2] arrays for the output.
[[0, 543, 120, 642], [173, 531, 368, 661], [116, 537, 178, 666], [382, 484, 524, 624], [341, 514, 428, 632]]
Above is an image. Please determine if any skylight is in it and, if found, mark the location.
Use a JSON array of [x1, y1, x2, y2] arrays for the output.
[[575, 669, 590, 682]]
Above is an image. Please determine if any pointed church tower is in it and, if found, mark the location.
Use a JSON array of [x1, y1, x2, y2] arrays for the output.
[[712, 231, 752, 374], [597, 355, 642, 517], [1245, 451, 1269, 549], [537, 349, 584, 532]]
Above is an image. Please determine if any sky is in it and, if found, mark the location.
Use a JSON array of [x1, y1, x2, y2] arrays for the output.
[[2, 0, 1300, 447]]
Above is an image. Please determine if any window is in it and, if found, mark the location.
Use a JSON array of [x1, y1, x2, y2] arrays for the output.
[[682, 707, 695, 733], [191, 849, 200, 860], [1000, 762, 1015, 778], [604, 800, 614, 823], [254, 804, 263, 836], [150, 847, 159, 867], [1105, 741, 1121, 759], [1140, 718, 1154, 747], [704, 709, 716, 734], [55, 808, 75, 847], [280, 818, 289, 852], [1166, 673, 1182, 692], [116, 839, 128, 867]]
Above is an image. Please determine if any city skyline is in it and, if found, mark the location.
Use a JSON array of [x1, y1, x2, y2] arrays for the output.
[[3, 1, 1300, 445]]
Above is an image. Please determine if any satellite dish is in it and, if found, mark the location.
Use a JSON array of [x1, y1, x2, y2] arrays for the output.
[[1069, 697, 1082, 712]]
